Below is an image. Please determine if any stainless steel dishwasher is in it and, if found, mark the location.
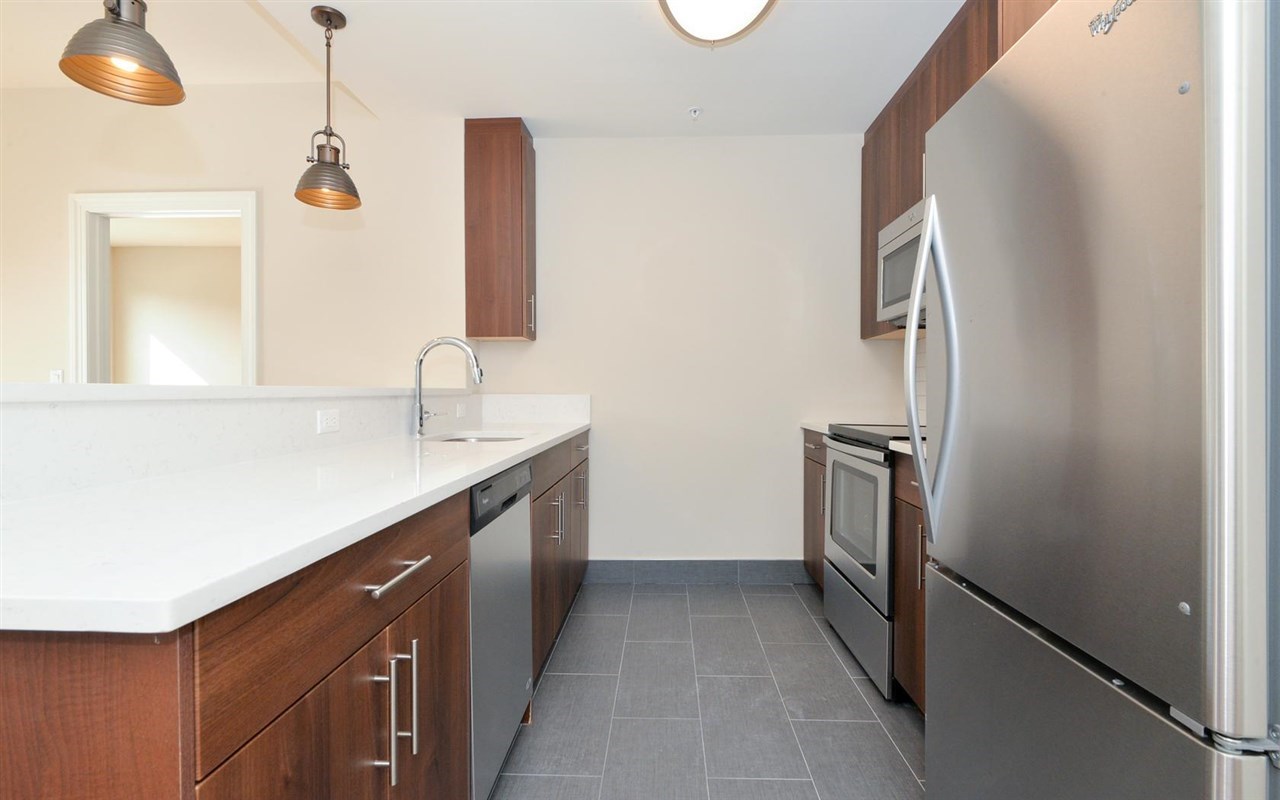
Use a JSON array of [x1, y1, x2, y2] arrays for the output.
[[469, 461, 533, 800]]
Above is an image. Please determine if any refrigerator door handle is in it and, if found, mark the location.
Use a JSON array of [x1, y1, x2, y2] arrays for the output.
[[904, 194, 958, 544]]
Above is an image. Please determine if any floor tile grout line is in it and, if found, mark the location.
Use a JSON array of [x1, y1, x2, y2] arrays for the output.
[[689, 589, 713, 800], [811, 608, 925, 786], [745, 596, 824, 800], [500, 771, 604, 779], [594, 583, 632, 800]]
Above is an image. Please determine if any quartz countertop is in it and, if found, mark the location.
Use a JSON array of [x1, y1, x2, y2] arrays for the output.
[[800, 421, 828, 435], [0, 423, 587, 633]]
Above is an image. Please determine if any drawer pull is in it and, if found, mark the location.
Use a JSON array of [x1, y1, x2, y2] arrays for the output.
[[576, 444, 589, 452], [910, 480, 919, 487], [366, 554, 434, 599], [804, 443, 822, 450]]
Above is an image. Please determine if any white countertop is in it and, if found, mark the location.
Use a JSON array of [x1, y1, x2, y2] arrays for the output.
[[800, 421, 828, 435], [0, 423, 587, 634], [889, 440, 914, 456]]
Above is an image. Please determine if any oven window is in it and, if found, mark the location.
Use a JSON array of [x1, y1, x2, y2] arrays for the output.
[[881, 236, 919, 309], [830, 460, 878, 575]]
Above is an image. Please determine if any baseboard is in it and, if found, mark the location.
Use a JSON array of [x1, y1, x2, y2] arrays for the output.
[[583, 559, 814, 586]]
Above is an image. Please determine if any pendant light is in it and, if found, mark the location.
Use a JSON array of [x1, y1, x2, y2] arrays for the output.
[[59, 0, 184, 105], [659, 0, 777, 47], [295, 6, 361, 210]]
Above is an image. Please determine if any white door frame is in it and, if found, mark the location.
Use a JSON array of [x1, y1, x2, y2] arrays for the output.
[[68, 191, 259, 385]]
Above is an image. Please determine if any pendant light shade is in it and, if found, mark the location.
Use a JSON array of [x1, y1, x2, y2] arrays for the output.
[[296, 6, 361, 210], [59, 0, 184, 106], [296, 142, 361, 210]]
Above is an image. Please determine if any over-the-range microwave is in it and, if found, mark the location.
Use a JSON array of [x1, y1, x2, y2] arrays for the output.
[[876, 198, 928, 325]]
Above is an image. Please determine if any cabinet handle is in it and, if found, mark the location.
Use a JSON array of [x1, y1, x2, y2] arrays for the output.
[[551, 494, 563, 543], [528, 294, 536, 333], [372, 658, 402, 786], [917, 523, 925, 590], [394, 639, 420, 755], [366, 554, 434, 599], [804, 443, 822, 451], [910, 480, 919, 488], [577, 473, 587, 509], [576, 444, 589, 452]]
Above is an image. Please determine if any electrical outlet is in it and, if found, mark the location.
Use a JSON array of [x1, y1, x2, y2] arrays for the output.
[[456, 402, 467, 419], [49, 369, 64, 383], [316, 409, 340, 434]]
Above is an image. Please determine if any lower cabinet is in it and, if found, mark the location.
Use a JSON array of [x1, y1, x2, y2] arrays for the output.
[[803, 456, 826, 588], [531, 438, 590, 680], [892, 498, 927, 711], [198, 565, 472, 800]]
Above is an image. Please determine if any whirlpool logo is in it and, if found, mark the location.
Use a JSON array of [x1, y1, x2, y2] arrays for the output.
[[1089, 0, 1136, 36]]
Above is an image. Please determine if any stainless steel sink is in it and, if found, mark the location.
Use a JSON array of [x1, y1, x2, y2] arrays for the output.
[[423, 431, 528, 443]]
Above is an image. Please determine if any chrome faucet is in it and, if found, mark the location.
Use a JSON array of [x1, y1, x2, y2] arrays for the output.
[[414, 336, 484, 436]]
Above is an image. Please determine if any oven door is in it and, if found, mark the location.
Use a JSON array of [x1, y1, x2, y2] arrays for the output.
[[823, 436, 892, 615]]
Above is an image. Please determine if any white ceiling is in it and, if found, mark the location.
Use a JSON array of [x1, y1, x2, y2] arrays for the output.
[[2, 0, 963, 137], [110, 217, 242, 248]]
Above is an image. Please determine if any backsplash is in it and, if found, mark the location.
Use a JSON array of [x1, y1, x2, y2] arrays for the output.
[[0, 387, 480, 502]]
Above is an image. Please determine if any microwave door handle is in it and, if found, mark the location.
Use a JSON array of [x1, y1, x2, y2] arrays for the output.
[[904, 194, 957, 545]]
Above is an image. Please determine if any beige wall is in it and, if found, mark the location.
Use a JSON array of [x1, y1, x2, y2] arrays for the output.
[[0, 84, 468, 388], [475, 136, 906, 560], [110, 246, 241, 385]]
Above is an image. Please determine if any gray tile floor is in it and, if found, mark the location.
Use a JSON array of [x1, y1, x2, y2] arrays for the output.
[[493, 582, 925, 800]]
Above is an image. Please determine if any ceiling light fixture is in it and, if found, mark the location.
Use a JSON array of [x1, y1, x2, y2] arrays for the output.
[[59, 0, 185, 105], [659, 0, 777, 47], [295, 5, 361, 210]]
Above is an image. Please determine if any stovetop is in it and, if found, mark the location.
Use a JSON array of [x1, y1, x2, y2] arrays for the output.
[[827, 423, 922, 449]]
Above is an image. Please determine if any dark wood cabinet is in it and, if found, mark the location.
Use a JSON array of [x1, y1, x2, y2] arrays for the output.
[[465, 117, 537, 341], [934, 0, 998, 122], [802, 430, 826, 588], [388, 566, 471, 800], [1, 500, 472, 800], [531, 480, 567, 677], [859, 0, 1054, 339], [530, 438, 590, 680], [998, 0, 1056, 56], [892, 499, 927, 711], [196, 629, 389, 800]]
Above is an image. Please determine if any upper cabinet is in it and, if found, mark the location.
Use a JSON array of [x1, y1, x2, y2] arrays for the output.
[[466, 118, 537, 341], [859, 0, 1054, 340]]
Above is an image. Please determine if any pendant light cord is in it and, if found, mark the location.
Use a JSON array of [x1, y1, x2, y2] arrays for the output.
[[324, 25, 333, 139]]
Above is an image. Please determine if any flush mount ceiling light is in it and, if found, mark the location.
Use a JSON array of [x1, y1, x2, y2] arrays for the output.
[[59, 0, 185, 105], [295, 5, 361, 210], [659, 0, 777, 47]]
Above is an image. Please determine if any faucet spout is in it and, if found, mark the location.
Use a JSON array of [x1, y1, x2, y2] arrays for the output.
[[414, 336, 484, 436]]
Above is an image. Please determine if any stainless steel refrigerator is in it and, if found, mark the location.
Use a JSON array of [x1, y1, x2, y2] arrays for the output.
[[902, 1, 1276, 797]]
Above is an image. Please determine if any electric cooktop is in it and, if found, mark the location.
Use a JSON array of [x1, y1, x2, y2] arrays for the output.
[[827, 423, 923, 449]]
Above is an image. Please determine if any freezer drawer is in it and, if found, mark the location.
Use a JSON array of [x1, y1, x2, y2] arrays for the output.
[[927, 567, 1267, 800]]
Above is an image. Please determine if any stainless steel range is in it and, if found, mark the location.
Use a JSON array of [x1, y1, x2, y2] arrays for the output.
[[822, 423, 917, 700]]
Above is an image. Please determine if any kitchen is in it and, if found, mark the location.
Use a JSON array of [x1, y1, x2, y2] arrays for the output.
[[0, 1, 1275, 799]]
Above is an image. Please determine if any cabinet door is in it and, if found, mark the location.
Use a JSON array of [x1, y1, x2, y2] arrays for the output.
[[934, 0, 998, 121], [388, 565, 470, 800], [892, 500, 926, 711], [566, 461, 589, 603], [465, 118, 536, 341], [998, 0, 1056, 56], [197, 630, 390, 800], [521, 130, 538, 340], [531, 485, 565, 678], [803, 458, 825, 588]]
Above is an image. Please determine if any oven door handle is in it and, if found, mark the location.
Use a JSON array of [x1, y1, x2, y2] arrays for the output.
[[822, 436, 887, 465]]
